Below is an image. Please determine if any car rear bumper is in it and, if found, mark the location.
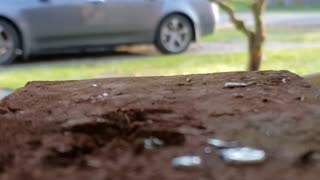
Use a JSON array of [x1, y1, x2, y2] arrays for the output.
[[198, 2, 217, 37]]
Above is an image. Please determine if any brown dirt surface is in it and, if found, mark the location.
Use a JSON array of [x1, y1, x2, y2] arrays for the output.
[[0, 71, 320, 180]]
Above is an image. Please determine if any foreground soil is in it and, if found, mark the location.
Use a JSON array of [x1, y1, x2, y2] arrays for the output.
[[0, 71, 320, 180]]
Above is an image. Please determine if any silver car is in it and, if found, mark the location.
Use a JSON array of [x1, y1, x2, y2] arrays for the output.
[[0, 0, 216, 65]]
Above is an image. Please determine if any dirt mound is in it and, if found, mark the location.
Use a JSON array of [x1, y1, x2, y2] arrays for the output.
[[0, 71, 320, 180]]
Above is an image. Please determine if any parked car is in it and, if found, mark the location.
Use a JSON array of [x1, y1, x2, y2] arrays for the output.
[[0, 0, 217, 65]]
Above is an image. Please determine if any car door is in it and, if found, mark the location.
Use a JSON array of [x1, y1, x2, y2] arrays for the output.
[[22, 0, 91, 49], [90, 0, 163, 44]]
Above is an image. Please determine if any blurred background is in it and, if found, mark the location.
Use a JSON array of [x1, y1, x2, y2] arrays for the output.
[[0, 0, 320, 97]]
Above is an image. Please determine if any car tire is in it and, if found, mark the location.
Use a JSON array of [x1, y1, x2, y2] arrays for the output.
[[0, 20, 21, 65], [155, 14, 194, 54]]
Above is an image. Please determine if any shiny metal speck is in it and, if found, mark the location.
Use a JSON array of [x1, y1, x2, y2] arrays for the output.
[[102, 92, 109, 97], [224, 82, 255, 88], [207, 139, 240, 149], [172, 156, 202, 168], [219, 147, 266, 165], [144, 137, 164, 150]]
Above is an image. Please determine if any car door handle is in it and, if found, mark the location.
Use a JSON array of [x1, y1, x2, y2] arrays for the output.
[[87, 0, 107, 4]]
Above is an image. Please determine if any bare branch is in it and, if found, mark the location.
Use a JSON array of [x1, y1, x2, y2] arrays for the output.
[[214, 0, 254, 37], [212, 0, 268, 71]]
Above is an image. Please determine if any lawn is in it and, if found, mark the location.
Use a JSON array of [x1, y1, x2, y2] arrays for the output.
[[1, 48, 319, 90], [202, 27, 320, 43], [222, 2, 320, 12], [267, 6, 320, 12]]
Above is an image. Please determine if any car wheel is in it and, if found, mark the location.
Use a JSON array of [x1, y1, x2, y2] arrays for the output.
[[155, 14, 193, 54], [0, 20, 20, 65]]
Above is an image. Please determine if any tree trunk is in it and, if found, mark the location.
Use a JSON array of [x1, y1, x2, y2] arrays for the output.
[[249, 0, 267, 71], [248, 33, 264, 71], [214, 0, 267, 71]]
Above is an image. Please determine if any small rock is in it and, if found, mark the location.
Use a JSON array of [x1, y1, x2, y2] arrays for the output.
[[172, 156, 202, 169], [92, 84, 98, 87], [52, 143, 74, 154], [96, 92, 109, 99], [186, 77, 192, 83], [207, 139, 240, 149], [299, 150, 320, 164], [219, 147, 266, 165], [144, 137, 164, 150], [297, 96, 305, 101], [224, 82, 255, 88], [62, 119, 89, 129], [86, 158, 103, 168], [204, 147, 213, 154], [62, 118, 106, 129], [233, 93, 244, 98], [282, 78, 287, 83], [114, 92, 123, 96]]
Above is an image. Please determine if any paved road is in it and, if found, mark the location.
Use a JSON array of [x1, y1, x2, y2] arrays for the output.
[[219, 12, 320, 28], [190, 41, 320, 55]]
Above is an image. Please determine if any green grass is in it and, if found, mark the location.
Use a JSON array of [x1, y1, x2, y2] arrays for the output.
[[270, 28, 320, 42], [202, 27, 320, 43], [219, 2, 320, 12], [266, 6, 320, 12], [1, 48, 319, 90], [202, 28, 245, 42], [220, 2, 320, 12]]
